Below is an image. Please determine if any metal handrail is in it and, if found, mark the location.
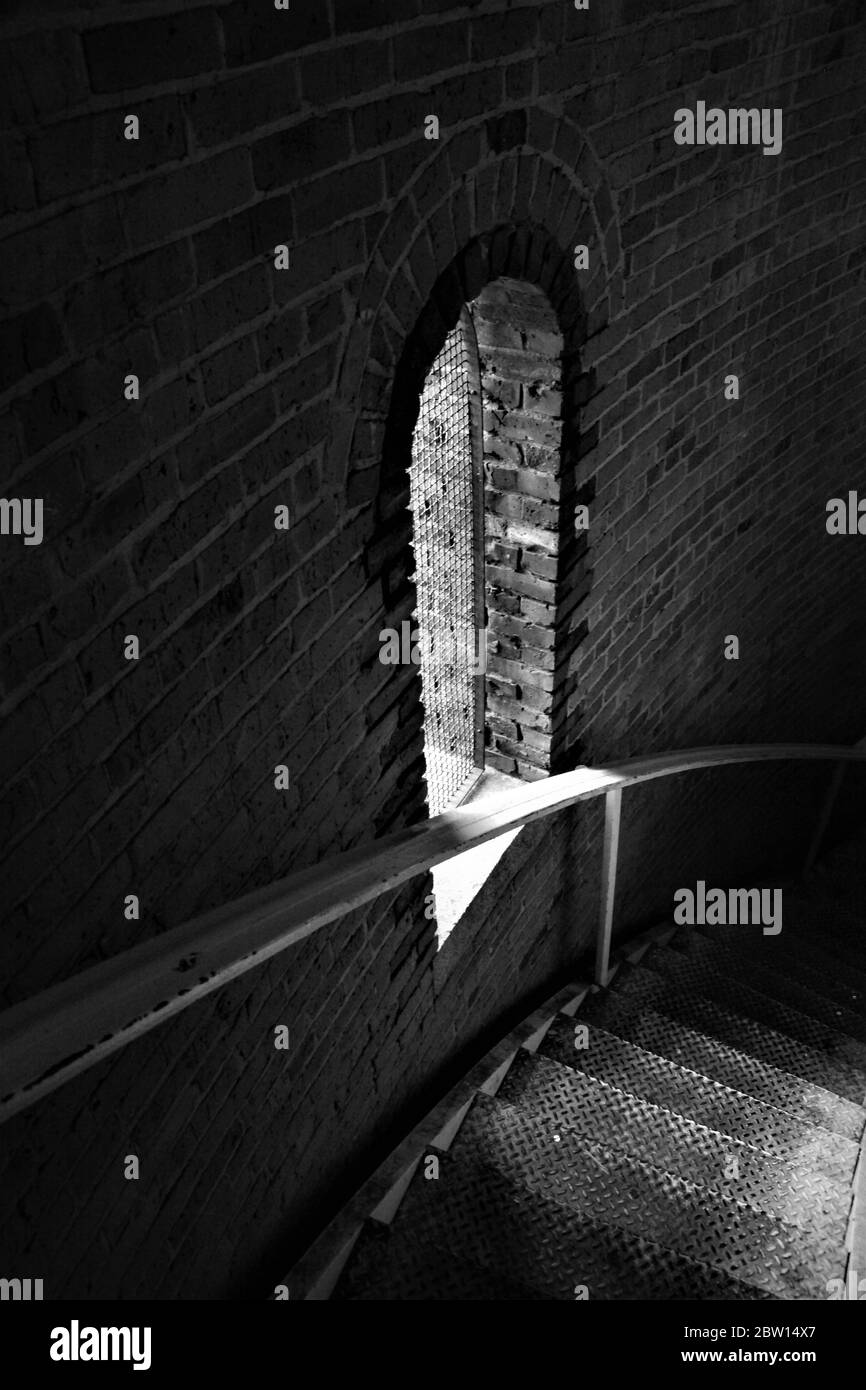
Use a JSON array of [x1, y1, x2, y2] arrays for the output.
[[1, 741, 864, 1124]]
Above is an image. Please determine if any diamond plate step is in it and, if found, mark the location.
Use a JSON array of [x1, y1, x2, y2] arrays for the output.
[[671, 930, 866, 1042], [687, 922, 866, 1018], [571, 995, 865, 1142], [440, 1094, 839, 1298], [496, 1049, 851, 1236], [610, 962, 866, 1104], [697, 895, 866, 996], [538, 1013, 861, 1179], [372, 1143, 776, 1301], [332, 1222, 547, 1300], [640, 944, 866, 1084]]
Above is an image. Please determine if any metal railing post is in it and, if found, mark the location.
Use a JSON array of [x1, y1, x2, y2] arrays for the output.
[[595, 786, 622, 987]]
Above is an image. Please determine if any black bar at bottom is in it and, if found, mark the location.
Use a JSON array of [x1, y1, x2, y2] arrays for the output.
[[1, 1295, 860, 1379]]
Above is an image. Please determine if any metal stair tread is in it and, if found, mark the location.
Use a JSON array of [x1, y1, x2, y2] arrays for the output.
[[495, 1049, 851, 1235], [687, 922, 866, 1017], [574, 992, 865, 1139], [608, 963, 866, 1103], [433, 1093, 842, 1298], [373, 1143, 777, 1301], [671, 930, 866, 1043], [633, 947, 866, 1091], [536, 1013, 861, 1181]]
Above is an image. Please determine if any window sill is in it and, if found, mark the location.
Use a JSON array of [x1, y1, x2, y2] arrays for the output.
[[432, 768, 525, 949]]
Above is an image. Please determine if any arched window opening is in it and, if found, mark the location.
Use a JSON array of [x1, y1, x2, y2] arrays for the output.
[[404, 275, 571, 946]]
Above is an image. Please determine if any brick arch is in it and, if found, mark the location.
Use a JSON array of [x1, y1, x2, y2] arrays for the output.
[[362, 113, 625, 323], [328, 118, 623, 493], [373, 219, 584, 550]]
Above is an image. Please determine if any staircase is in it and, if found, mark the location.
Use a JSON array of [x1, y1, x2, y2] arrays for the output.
[[331, 844, 866, 1300]]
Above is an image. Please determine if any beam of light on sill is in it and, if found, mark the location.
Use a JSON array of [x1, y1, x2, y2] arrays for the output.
[[431, 767, 526, 949], [432, 825, 523, 948]]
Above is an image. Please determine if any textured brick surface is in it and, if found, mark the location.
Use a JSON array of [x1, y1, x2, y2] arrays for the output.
[[0, 0, 865, 1300]]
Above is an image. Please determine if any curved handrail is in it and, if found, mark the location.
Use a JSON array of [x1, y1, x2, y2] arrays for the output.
[[1, 742, 864, 1123]]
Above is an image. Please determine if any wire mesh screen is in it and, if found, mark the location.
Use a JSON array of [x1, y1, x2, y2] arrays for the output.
[[409, 317, 482, 817]]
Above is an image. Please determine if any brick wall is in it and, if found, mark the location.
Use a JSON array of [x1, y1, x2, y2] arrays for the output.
[[473, 277, 571, 776], [1, 0, 865, 1297]]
